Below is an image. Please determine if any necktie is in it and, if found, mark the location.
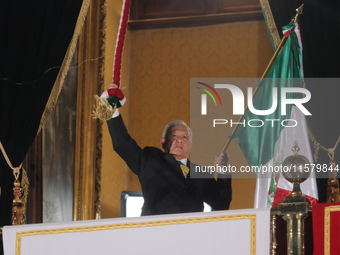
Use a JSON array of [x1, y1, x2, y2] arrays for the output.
[[179, 162, 189, 178]]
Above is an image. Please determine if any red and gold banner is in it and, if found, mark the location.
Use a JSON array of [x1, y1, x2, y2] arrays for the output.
[[313, 202, 340, 255]]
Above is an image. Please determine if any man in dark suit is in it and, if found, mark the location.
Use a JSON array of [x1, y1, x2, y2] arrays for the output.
[[103, 85, 232, 216]]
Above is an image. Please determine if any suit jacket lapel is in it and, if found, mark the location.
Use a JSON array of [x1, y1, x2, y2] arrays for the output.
[[164, 153, 188, 178]]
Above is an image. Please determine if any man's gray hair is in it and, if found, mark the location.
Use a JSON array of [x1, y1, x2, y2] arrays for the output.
[[162, 120, 193, 142]]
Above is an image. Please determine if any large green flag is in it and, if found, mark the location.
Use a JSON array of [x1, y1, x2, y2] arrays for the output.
[[234, 22, 318, 208], [235, 22, 303, 168]]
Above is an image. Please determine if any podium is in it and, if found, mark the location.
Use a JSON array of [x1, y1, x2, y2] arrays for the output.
[[3, 208, 270, 255]]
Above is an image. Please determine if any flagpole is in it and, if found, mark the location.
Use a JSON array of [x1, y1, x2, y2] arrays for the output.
[[220, 4, 304, 154]]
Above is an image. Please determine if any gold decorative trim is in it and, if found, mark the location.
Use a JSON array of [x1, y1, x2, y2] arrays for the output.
[[20, 167, 29, 207], [15, 214, 256, 255], [324, 205, 340, 255], [259, 0, 280, 49], [73, 0, 106, 221], [38, 0, 91, 133], [94, 0, 107, 220]]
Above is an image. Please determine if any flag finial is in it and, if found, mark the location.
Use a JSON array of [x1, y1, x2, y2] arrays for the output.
[[292, 4, 304, 23]]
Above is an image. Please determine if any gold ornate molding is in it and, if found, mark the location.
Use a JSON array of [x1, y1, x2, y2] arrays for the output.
[[73, 0, 106, 221], [15, 214, 256, 255], [259, 0, 280, 49], [324, 205, 340, 255]]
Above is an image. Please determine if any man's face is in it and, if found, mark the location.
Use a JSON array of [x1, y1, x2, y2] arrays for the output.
[[162, 125, 191, 160]]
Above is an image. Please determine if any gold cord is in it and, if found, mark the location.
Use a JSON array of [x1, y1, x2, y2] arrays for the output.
[[0, 140, 22, 179], [307, 125, 321, 162]]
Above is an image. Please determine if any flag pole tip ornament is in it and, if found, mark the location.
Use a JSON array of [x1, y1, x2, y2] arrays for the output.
[[281, 140, 311, 205], [292, 4, 304, 23]]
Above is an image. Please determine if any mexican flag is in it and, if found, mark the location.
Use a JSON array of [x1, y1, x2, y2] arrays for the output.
[[234, 22, 318, 208]]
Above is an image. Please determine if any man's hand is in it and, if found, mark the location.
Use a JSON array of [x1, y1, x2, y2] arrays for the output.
[[93, 84, 126, 120], [214, 153, 229, 166], [100, 84, 126, 109], [101, 84, 125, 100], [107, 84, 126, 100], [213, 153, 230, 178]]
